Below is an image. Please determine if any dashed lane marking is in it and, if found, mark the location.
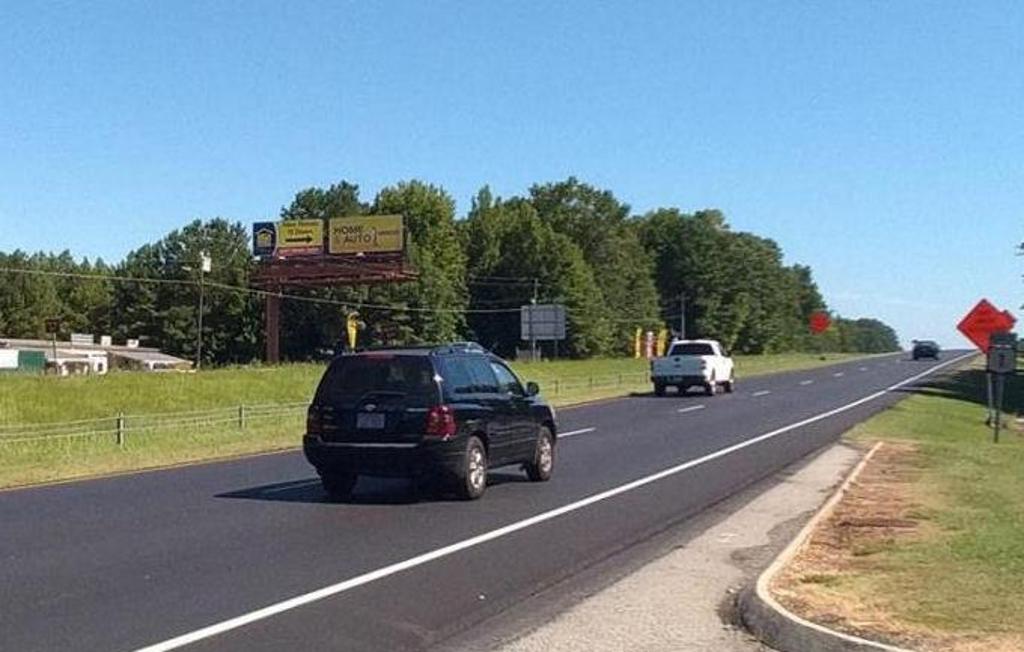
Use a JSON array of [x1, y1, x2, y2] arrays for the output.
[[560, 427, 597, 439], [133, 352, 975, 652]]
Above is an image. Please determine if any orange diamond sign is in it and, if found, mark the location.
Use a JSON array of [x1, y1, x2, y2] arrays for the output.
[[957, 299, 1016, 352]]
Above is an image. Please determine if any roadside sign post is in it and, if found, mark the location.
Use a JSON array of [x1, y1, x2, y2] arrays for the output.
[[520, 304, 567, 362], [986, 332, 1017, 443], [45, 318, 60, 364], [957, 299, 1017, 439]]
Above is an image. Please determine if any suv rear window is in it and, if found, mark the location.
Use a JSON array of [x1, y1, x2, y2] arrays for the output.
[[669, 343, 714, 356], [314, 355, 439, 406]]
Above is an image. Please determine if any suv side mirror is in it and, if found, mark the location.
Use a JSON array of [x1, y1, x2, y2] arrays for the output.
[[525, 381, 540, 397]]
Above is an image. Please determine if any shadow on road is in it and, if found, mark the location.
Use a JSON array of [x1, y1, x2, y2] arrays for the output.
[[216, 469, 532, 505], [892, 366, 1022, 414]]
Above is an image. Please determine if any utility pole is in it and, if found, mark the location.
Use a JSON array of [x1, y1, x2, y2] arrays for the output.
[[679, 293, 686, 339], [196, 252, 211, 370], [531, 278, 539, 362]]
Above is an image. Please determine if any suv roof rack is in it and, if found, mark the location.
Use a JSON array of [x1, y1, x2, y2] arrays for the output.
[[339, 342, 490, 357]]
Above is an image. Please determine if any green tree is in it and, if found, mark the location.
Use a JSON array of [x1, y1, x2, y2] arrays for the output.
[[461, 189, 611, 357], [0, 252, 61, 338], [115, 219, 261, 365], [365, 180, 468, 344], [529, 178, 660, 353]]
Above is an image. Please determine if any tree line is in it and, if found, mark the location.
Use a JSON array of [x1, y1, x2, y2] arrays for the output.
[[0, 177, 900, 364]]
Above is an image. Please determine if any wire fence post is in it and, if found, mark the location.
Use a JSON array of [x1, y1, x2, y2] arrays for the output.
[[554, 379, 560, 395], [238, 404, 246, 429], [116, 412, 125, 448]]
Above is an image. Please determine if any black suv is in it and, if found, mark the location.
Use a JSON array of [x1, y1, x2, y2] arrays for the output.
[[911, 340, 940, 360], [304, 344, 558, 500]]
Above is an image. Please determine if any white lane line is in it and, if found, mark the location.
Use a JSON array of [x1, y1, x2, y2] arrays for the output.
[[677, 405, 706, 414], [752, 390, 772, 397], [833, 372, 845, 378], [799, 380, 814, 386], [858, 367, 868, 372], [560, 427, 596, 439], [133, 352, 975, 652]]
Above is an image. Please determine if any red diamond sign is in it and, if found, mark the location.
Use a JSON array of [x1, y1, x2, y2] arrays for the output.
[[809, 311, 831, 335], [957, 299, 1015, 352]]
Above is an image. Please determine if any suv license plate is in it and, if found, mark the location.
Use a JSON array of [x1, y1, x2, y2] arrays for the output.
[[356, 413, 386, 429]]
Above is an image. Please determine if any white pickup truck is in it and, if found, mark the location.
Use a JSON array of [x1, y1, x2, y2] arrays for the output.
[[650, 339, 735, 396]]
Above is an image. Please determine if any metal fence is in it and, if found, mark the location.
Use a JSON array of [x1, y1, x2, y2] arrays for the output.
[[542, 371, 649, 395], [0, 402, 307, 445], [0, 371, 654, 445]]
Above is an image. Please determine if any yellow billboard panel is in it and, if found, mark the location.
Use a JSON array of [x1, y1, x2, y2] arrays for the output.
[[329, 215, 404, 254], [277, 220, 324, 254]]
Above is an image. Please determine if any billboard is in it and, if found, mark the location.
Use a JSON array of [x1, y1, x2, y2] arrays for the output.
[[252, 222, 276, 257], [277, 220, 324, 255], [329, 215, 404, 255]]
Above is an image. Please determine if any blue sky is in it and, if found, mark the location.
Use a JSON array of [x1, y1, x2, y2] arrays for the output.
[[1, 1, 1021, 347]]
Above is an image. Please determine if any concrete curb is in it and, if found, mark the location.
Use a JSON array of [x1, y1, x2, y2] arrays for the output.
[[739, 442, 917, 652]]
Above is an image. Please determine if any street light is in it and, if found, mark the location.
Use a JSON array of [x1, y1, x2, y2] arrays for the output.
[[184, 252, 212, 370]]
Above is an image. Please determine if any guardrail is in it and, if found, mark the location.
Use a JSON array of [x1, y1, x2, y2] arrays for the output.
[[0, 371, 655, 445], [0, 402, 308, 445]]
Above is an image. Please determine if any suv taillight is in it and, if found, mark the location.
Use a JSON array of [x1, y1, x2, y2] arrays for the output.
[[425, 405, 457, 440], [306, 407, 323, 434]]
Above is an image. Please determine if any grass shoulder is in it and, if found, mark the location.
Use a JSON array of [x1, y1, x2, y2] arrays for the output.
[[773, 366, 1024, 651]]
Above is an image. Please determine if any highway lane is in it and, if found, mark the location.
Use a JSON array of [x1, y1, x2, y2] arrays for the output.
[[0, 352, 973, 652]]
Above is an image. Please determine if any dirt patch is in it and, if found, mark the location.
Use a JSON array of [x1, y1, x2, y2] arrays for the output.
[[770, 443, 1022, 652]]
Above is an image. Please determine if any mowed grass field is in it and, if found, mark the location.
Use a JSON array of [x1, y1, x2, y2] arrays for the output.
[[0, 352, 872, 488], [783, 366, 1024, 651]]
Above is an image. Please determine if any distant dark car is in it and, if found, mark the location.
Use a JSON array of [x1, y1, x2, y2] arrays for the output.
[[912, 340, 941, 360], [304, 344, 557, 500]]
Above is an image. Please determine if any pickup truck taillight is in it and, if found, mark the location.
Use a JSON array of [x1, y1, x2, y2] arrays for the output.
[[425, 405, 457, 440]]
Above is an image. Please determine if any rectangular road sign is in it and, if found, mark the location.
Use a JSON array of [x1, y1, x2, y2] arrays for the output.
[[521, 304, 567, 341], [987, 333, 1018, 374], [277, 220, 324, 255], [329, 215, 404, 255], [252, 222, 276, 257]]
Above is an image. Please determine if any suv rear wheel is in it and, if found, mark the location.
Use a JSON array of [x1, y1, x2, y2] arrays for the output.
[[321, 471, 358, 501], [525, 426, 555, 482], [457, 436, 488, 500]]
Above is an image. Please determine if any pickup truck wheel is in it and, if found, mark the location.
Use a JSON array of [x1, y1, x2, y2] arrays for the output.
[[705, 375, 717, 396], [654, 382, 666, 397], [724, 374, 735, 393]]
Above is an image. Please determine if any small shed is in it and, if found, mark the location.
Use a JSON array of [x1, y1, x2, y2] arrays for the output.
[[109, 349, 192, 372]]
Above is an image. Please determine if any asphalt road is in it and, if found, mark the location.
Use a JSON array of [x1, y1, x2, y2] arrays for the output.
[[0, 351, 973, 652]]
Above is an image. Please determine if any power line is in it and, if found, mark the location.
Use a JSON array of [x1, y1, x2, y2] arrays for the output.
[[0, 267, 525, 315], [0, 266, 687, 321]]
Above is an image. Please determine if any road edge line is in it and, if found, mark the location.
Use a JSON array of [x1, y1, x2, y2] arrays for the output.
[[132, 353, 973, 652]]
